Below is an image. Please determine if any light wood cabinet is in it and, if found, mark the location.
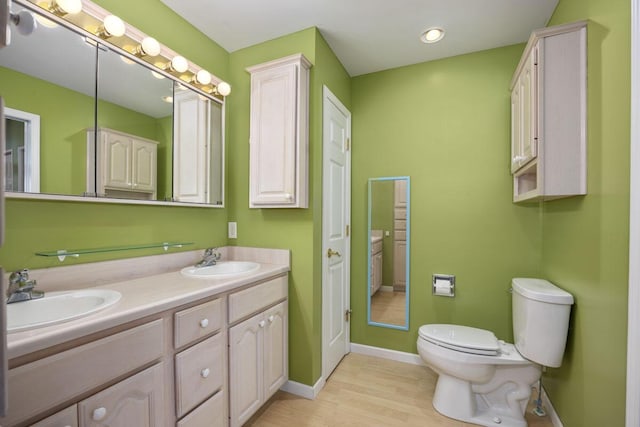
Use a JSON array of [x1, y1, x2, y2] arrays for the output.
[[87, 128, 158, 200], [371, 240, 383, 295], [30, 405, 78, 427], [510, 21, 587, 202], [77, 363, 164, 427], [247, 54, 312, 208], [4, 272, 289, 427], [229, 300, 287, 427]]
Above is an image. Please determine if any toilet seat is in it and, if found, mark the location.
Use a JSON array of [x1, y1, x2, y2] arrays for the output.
[[419, 324, 500, 356]]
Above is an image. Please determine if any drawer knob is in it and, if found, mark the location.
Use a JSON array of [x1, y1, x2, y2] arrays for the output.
[[268, 315, 275, 323], [93, 407, 107, 421], [201, 368, 211, 378], [258, 320, 266, 328], [200, 318, 209, 328]]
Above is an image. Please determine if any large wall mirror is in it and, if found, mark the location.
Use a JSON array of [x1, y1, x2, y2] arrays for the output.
[[0, 1, 225, 206], [367, 176, 410, 330]]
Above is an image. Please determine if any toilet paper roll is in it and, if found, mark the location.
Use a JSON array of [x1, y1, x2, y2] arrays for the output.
[[433, 279, 453, 296]]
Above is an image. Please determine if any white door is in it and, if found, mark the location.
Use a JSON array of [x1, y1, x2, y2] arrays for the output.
[[322, 86, 351, 380]]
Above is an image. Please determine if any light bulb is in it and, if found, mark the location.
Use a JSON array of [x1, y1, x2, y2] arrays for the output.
[[102, 15, 125, 38], [138, 37, 160, 57], [169, 56, 188, 73], [216, 81, 231, 96], [195, 69, 211, 85], [51, 0, 82, 15]]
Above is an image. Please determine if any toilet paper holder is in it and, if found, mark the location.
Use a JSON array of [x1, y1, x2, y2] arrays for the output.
[[432, 274, 455, 297]]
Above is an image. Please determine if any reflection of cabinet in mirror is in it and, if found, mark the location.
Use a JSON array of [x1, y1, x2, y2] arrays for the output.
[[87, 128, 158, 200], [173, 89, 223, 205], [371, 231, 383, 295], [247, 54, 311, 208], [393, 180, 407, 291]]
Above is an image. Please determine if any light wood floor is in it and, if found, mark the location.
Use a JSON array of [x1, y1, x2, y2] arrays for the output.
[[247, 353, 554, 427], [370, 290, 406, 326]]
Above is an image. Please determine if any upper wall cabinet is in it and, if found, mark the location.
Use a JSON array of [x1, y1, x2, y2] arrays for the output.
[[511, 21, 587, 203], [247, 54, 312, 208]]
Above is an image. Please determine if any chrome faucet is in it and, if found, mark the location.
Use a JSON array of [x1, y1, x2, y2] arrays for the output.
[[7, 269, 44, 304], [195, 247, 221, 268]]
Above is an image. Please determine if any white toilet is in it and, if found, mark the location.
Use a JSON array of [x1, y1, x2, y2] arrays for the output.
[[417, 278, 574, 427]]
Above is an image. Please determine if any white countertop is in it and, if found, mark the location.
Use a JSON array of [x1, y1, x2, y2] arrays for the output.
[[7, 250, 289, 360]]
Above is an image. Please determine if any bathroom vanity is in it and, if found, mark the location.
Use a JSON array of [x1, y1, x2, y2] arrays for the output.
[[0, 247, 289, 427]]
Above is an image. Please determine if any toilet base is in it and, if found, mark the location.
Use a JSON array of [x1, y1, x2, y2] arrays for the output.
[[432, 373, 528, 427]]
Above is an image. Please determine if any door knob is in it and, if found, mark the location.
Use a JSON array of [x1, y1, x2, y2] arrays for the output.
[[327, 248, 341, 258]]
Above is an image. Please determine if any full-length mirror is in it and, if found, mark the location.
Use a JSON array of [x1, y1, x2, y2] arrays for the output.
[[368, 177, 410, 330], [0, 2, 225, 206]]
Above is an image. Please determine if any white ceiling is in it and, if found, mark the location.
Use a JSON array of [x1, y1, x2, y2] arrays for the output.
[[160, 0, 559, 76]]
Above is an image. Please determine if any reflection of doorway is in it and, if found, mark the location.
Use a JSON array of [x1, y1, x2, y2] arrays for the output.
[[4, 107, 40, 193]]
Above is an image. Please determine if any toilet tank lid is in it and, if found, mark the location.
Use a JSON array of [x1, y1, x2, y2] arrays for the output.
[[512, 278, 574, 305]]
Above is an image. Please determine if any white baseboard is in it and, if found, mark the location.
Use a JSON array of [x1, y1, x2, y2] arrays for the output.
[[541, 386, 563, 427], [380, 285, 394, 292], [350, 342, 423, 365], [280, 376, 326, 400]]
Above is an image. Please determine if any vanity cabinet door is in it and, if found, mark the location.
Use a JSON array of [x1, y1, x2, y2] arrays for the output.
[[31, 405, 78, 427], [77, 363, 164, 427], [229, 314, 263, 427], [263, 302, 287, 398], [372, 252, 383, 294]]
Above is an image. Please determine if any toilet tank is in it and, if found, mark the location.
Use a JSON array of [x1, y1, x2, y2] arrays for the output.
[[512, 278, 574, 368]]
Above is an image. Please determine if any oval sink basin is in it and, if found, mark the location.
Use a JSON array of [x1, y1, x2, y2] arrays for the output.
[[181, 261, 260, 278], [7, 289, 121, 333]]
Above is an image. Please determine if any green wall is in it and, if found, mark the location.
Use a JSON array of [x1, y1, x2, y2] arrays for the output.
[[350, 45, 542, 351], [539, 0, 630, 426], [227, 28, 351, 386], [0, 0, 230, 271]]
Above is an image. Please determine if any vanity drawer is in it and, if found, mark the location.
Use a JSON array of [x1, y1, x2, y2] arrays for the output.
[[30, 404, 78, 427], [372, 240, 383, 254], [175, 333, 225, 417], [175, 298, 223, 349], [394, 208, 407, 220], [228, 275, 287, 324], [394, 219, 406, 231], [0, 320, 164, 426], [177, 390, 226, 427]]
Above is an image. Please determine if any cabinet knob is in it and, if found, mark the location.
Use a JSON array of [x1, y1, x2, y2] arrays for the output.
[[92, 407, 107, 421], [201, 368, 210, 378], [258, 320, 266, 328], [199, 318, 209, 328], [268, 315, 275, 323]]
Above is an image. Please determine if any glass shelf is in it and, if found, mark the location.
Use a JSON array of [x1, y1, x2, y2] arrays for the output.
[[36, 242, 194, 262]]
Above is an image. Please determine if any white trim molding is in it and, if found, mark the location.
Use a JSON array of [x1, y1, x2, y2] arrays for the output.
[[541, 387, 564, 427], [629, 1, 640, 426], [280, 377, 326, 400], [350, 342, 423, 366]]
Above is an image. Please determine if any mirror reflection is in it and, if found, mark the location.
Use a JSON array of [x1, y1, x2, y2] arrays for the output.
[[368, 177, 410, 330], [0, 3, 224, 206]]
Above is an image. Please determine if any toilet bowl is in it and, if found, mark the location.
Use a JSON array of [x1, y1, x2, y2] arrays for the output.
[[417, 278, 574, 427], [417, 325, 541, 427]]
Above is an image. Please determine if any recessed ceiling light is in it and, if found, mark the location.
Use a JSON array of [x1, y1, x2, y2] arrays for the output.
[[420, 27, 445, 44]]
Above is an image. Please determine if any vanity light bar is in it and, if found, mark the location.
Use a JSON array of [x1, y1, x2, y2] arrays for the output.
[[23, 0, 231, 99]]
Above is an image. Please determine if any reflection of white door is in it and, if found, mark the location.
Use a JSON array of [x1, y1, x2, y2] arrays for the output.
[[322, 86, 351, 380]]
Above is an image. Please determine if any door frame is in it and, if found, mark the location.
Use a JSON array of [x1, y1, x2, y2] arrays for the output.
[[628, 0, 640, 424], [321, 85, 352, 381]]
